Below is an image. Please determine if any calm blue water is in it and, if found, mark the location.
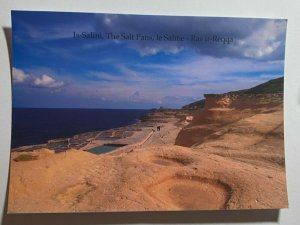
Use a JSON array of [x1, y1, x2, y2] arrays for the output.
[[88, 145, 123, 155], [12, 108, 149, 148]]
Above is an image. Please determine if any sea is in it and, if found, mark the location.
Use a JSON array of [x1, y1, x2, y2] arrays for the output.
[[11, 108, 149, 148]]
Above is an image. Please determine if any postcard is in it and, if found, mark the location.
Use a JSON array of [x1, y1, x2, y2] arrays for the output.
[[8, 11, 288, 213]]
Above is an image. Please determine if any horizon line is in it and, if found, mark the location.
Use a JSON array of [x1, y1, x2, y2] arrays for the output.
[[12, 107, 180, 110]]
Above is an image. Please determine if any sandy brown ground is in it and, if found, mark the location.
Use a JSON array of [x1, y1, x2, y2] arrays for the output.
[[8, 104, 288, 213]]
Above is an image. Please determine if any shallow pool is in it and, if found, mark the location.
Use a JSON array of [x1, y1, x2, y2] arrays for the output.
[[88, 144, 126, 155]]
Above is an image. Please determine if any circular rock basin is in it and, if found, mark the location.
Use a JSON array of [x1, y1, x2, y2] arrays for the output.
[[148, 175, 231, 210]]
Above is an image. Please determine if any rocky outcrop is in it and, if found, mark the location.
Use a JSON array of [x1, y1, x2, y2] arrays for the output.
[[182, 77, 283, 110], [204, 93, 283, 110], [175, 77, 284, 148]]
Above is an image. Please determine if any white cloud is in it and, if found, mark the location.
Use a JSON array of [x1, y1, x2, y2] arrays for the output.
[[33, 74, 64, 88], [12, 68, 64, 89], [12, 67, 30, 83], [233, 20, 286, 60], [135, 45, 183, 56]]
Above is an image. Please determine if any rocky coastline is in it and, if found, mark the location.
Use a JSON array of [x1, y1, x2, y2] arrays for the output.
[[8, 77, 288, 212]]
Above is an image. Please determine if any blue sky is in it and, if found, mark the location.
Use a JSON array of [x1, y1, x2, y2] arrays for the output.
[[12, 11, 287, 109]]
